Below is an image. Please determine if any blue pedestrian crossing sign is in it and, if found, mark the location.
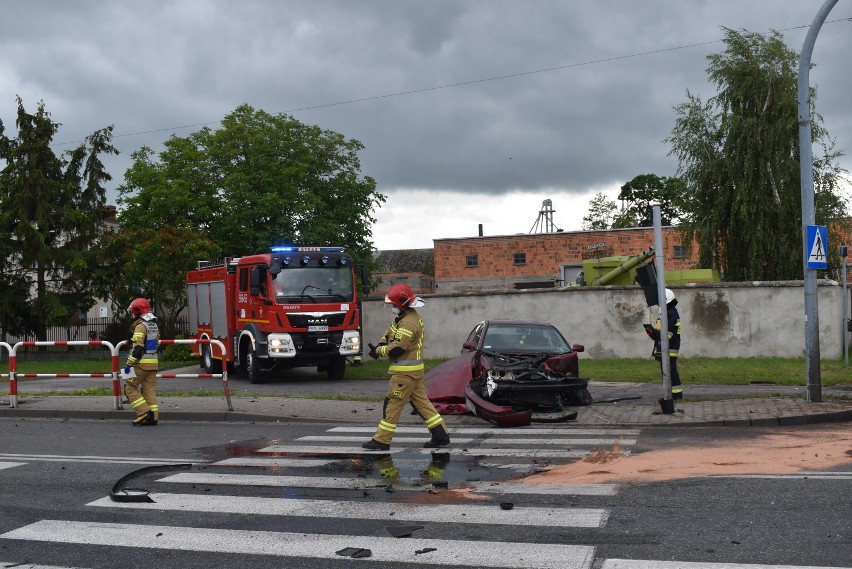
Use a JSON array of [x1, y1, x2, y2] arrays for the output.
[[806, 225, 828, 270]]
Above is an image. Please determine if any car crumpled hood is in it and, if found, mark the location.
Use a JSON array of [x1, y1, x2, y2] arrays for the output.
[[425, 351, 476, 414]]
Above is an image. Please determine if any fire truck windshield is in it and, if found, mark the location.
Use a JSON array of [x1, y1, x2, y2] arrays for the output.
[[273, 266, 354, 302]]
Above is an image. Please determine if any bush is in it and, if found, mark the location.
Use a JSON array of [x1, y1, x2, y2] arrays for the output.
[[161, 342, 193, 362]]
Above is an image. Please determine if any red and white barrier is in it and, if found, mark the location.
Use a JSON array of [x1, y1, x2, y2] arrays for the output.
[[2, 338, 232, 412], [4, 341, 118, 409], [116, 338, 232, 411]]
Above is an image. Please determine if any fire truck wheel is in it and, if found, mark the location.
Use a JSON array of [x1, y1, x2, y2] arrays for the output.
[[245, 349, 263, 384], [201, 345, 223, 373], [326, 356, 346, 381]]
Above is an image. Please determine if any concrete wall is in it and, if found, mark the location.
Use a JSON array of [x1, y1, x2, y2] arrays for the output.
[[362, 281, 847, 360]]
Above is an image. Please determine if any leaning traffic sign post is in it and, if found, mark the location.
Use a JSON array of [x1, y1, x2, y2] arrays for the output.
[[798, 0, 838, 403]]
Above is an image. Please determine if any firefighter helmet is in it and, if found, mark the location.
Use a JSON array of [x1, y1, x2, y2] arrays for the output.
[[129, 298, 152, 317], [665, 289, 676, 305], [384, 284, 415, 311]]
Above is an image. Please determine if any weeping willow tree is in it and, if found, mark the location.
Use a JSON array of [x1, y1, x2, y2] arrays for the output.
[[667, 28, 848, 281]]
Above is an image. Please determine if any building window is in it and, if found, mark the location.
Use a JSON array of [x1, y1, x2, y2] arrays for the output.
[[466, 254, 478, 268], [672, 245, 687, 259], [513, 252, 526, 265]]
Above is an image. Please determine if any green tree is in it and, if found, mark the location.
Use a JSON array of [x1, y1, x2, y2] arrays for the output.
[[667, 28, 848, 281], [613, 174, 688, 228], [118, 104, 384, 265], [581, 192, 618, 230], [0, 97, 117, 339], [92, 226, 219, 338]]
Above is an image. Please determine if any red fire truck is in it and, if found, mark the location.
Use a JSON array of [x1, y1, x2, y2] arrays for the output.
[[186, 246, 364, 382]]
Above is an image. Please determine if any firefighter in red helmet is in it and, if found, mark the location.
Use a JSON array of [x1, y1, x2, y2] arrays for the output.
[[362, 283, 450, 450], [124, 298, 160, 426]]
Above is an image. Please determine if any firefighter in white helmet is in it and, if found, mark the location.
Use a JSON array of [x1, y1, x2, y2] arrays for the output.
[[652, 288, 683, 399], [124, 298, 160, 426], [362, 283, 450, 450]]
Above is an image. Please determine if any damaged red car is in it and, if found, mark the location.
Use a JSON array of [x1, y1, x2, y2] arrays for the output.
[[426, 320, 591, 427]]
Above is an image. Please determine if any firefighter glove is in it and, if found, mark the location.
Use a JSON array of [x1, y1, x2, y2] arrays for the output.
[[368, 343, 379, 360], [123, 365, 131, 375]]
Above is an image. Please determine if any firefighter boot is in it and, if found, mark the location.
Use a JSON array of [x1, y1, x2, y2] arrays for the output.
[[132, 410, 157, 427], [423, 424, 451, 448], [362, 439, 391, 451]]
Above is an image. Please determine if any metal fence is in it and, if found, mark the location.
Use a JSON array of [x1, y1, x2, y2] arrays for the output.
[[0, 317, 190, 360]]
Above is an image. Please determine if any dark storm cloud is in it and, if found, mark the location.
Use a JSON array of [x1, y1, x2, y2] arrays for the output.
[[1, 0, 850, 206]]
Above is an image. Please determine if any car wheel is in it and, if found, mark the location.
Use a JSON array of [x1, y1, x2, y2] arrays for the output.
[[566, 387, 593, 406], [245, 349, 263, 384], [201, 345, 223, 373], [326, 356, 346, 380]]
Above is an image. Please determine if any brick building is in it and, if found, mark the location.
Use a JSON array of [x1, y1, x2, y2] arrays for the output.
[[432, 226, 696, 293]]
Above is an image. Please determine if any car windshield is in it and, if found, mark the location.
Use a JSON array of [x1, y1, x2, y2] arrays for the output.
[[273, 266, 354, 302], [481, 324, 571, 353]]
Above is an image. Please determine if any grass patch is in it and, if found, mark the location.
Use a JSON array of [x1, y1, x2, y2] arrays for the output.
[[580, 357, 852, 387], [20, 387, 114, 397], [0, 360, 195, 375], [4, 356, 850, 389]]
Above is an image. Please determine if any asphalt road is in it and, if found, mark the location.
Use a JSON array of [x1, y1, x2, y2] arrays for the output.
[[0, 417, 849, 568]]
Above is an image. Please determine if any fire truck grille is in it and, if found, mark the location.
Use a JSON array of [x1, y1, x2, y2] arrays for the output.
[[286, 312, 346, 329]]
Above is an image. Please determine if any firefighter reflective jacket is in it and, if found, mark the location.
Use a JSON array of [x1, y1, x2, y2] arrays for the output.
[[126, 316, 159, 370], [654, 303, 681, 357], [376, 308, 424, 376]]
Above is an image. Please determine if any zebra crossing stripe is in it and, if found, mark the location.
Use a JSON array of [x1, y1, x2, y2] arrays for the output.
[[0, 562, 79, 569], [257, 444, 625, 459], [1, 520, 596, 569], [0, 453, 203, 465], [256, 445, 403, 454], [416, 447, 630, 458], [0, 462, 25, 470], [298, 435, 477, 444], [213, 457, 339, 467], [327, 426, 641, 436], [601, 560, 850, 569], [88, 492, 609, 527], [157, 472, 619, 496], [298, 435, 636, 446]]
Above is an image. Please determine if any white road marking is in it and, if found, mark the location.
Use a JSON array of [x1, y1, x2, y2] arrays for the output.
[[299, 435, 635, 446], [1, 520, 596, 569], [0, 461, 26, 470], [158, 472, 618, 495], [0, 453, 202, 465], [417, 447, 630, 458], [601, 560, 851, 569], [260, 443, 621, 458], [256, 445, 402, 454], [88, 492, 609, 527], [0, 562, 82, 569], [327, 426, 641, 436], [213, 457, 339, 467]]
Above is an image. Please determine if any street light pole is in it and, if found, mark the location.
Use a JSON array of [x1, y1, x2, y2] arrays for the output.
[[798, 0, 838, 403]]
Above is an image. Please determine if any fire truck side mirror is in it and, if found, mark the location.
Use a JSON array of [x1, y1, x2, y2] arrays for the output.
[[250, 265, 267, 296], [269, 258, 282, 276]]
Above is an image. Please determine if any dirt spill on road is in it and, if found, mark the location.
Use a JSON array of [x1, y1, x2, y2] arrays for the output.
[[520, 428, 852, 484]]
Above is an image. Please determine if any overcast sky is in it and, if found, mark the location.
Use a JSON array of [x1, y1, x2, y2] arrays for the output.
[[2, 1, 850, 250]]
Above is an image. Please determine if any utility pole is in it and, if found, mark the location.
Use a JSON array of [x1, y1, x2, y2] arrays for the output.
[[798, 0, 838, 403]]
